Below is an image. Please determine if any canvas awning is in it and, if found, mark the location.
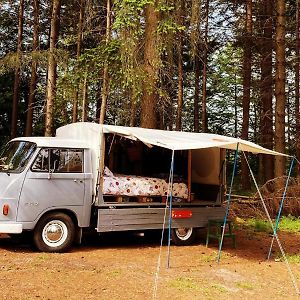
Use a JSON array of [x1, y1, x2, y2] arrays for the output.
[[57, 122, 288, 156], [101, 124, 288, 156]]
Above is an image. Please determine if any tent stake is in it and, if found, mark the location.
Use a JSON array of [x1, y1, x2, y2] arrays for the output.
[[267, 156, 295, 259], [217, 143, 239, 263]]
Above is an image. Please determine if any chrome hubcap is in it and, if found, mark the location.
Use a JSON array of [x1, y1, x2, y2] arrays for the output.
[[42, 220, 68, 247], [175, 228, 193, 240]]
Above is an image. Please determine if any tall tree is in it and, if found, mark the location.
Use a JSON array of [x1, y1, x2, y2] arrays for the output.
[[140, 2, 159, 128], [11, 0, 24, 138], [191, 0, 201, 132], [260, 0, 274, 181], [241, 0, 252, 189], [25, 0, 39, 136], [274, 0, 286, 176], [72, 0, 85, 123], [45, 0, 61, 136], [295, 0, 300, 169], [176, 0, 184, 131], [202, 0, 209, 133], [99, 0, 111, 124]]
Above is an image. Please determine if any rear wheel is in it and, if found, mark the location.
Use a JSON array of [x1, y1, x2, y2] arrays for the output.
[[171, 227, 197, 246], [33, 212, 75, 252]]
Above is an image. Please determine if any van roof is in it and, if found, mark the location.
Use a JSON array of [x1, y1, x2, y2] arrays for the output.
[[11, 137, 89, 149]]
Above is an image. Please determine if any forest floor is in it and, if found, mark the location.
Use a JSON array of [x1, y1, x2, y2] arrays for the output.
[[0, 224, 300, 300]]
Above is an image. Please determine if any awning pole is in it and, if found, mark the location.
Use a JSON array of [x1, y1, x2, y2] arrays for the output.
[[217, 143, 239, 263], [267, 156, 295, 259], [243, 152, 299, 295], [167, 150, 175, 269]]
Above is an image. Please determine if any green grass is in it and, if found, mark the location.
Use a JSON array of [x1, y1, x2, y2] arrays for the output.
[[242, 215, 300, 234], [278, 216, 300, 233], [236, 281, 254, 290], [275, 254, 300, 264], [244, 218, 272, 233], [169, 277, 201, 291]]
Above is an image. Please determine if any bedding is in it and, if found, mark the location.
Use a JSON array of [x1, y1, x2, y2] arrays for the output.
[[103, 167, 188, 199]]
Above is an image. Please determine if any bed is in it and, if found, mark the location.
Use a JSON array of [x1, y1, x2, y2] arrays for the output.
[[102, 167, 188, 200]]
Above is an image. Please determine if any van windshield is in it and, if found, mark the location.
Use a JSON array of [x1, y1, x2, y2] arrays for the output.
[[0, 141, 36, 173]]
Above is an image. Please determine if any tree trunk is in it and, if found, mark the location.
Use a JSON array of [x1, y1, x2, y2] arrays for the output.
[[194, 57, 200, 132], [260, 0, 274, 181], [25, 0, 39, 136], [191, 0, 201, 132], [99, 0, 111, 124], [72, 0, 85, 123], [241, 0, 252, 190], [202, 0, 209, 133], [295, 0, 300, 172], [82, 73, 88, 121], [140, 3, 159, 129], [11, 0, 24, 138], [274, 0, 286, 177], [176, 0, 184, 131], [45, 0, 61, 137]]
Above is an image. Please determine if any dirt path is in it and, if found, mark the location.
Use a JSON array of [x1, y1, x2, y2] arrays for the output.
[[0, 229, 299, 300]]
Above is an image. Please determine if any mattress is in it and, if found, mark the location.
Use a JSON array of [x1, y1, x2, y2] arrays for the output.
[[102, 168, 188, 199]]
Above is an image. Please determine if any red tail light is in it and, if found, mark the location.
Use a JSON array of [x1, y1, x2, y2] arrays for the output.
[[3, 204, 9, 216]]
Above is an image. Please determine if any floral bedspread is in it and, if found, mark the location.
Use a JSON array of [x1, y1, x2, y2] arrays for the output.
[[102, 169, 188, 199]]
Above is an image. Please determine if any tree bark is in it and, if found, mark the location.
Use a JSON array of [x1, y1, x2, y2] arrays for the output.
[[202, 0, 209, 133], [99, 0, 111, 124], [45, 0, 61, 137], [140, 3, 159, 129], [72, 0, 85, 123], [11, 0, 24, 138], [82, 73, 88, 121], [260, 0, 274, 181], [191, 0, 201, 132], [295, 0, 300, 172], [194, 57, 200, 132], [274, 0, 286, 177], [241, 0, 252, 190], [25, 0, 39, 136], [176, 0, 184, 131]]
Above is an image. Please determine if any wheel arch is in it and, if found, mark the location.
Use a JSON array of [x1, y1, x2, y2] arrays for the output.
[[35, 208, 79, 229]]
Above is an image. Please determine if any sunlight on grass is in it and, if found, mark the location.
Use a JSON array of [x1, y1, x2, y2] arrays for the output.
[[168, 277, 212, 296], [275, 253, 300, 264], [278, 216, 300, 233], [244, 218, 272, 233], [106, 269, 122, 277], [236, 281, 254, 290], [242, 215, 300, 234], [211, 284, 227, 293]]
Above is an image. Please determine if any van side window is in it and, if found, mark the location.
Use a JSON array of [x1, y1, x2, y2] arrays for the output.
[[32, 148, 83, 173]]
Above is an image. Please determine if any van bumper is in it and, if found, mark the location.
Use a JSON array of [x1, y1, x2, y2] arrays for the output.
[[0, 223, 23, 234]]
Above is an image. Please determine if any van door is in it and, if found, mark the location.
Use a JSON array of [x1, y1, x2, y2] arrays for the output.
[[17, 148, 85, 222]]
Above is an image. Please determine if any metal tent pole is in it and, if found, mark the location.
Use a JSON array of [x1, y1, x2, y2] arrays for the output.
[[267, 156, 295, 259], [243, 152, 299, 295], [167, 150, 175, 269], [217, 143, 239, 263]]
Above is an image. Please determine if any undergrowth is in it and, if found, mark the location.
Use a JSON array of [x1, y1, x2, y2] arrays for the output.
[[240, 215, 300, 234]]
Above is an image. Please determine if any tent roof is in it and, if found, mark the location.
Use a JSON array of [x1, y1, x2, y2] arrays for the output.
[[56, 122, 288, 157]]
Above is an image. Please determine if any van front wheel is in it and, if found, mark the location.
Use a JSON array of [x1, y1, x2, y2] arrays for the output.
[[33, 213, 75, 252]]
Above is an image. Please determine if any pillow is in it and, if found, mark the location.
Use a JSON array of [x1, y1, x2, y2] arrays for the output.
[[104, 166, 114, 177]]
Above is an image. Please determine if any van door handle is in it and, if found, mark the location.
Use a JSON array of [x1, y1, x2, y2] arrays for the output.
[[74, 179, 83, 183]]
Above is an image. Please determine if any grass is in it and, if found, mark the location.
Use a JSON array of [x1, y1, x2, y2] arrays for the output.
[[275, 253, 300, 264], [241, 215, 300, 234], [236, 281, 254, 290], [278, 216, 300, 233], [169, 277, 202, 292]]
